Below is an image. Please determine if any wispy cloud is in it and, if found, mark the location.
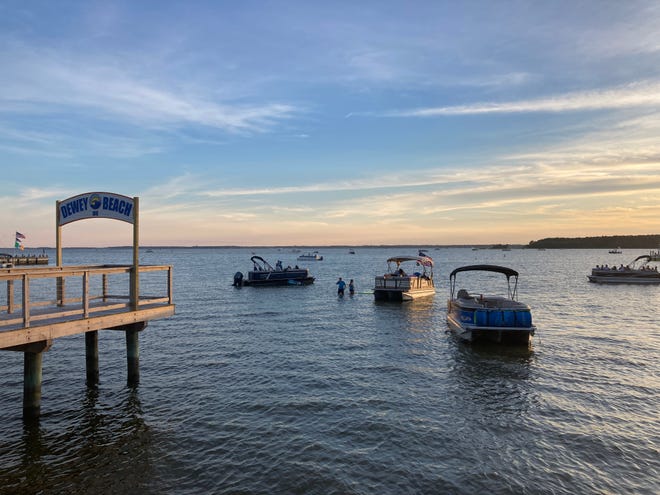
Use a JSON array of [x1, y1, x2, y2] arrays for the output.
[[380, 82, 660, 117], [0, 44, 299, 134]]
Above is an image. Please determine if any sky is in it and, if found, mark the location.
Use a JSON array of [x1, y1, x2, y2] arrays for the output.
[[1, 0, 660, 247]]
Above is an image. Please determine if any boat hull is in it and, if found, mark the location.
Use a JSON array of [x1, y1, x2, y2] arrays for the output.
[[587, 275, 660, 284], [373, 287, 435, 302], [373, 275, 435, 302], [447, 314, 534, 345], [297, 253, 323, 261], [234, 269, 314, 287], [447, 301, 535, 345], [243, 277, 315, 287]]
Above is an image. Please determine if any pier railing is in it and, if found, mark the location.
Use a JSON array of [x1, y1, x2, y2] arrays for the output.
[[0, 264, 173, 349]]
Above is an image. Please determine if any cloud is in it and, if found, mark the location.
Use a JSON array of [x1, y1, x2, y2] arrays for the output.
[[381, 82, 660, 117], [0, 44, 299, 134]]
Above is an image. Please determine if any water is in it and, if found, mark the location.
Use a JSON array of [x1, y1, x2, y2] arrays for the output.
[[1, 247, 658, 494]]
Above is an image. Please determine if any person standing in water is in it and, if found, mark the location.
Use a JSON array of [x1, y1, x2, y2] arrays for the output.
[[336, 277, 346, 296], [348, 279, 355, 296]]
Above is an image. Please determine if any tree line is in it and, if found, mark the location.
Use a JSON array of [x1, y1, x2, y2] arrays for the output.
[[527, 235, 660, 249]]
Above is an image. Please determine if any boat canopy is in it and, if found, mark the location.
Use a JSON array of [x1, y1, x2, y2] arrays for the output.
[[449, 265, 520, 300], [450, 264, 518, 279], [387, 255, 434, 267]]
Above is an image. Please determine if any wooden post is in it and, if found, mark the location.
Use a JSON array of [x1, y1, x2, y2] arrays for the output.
[[7, 279, 13, 314], [23, 351, 43, 419], [22, 274, 30, 328], [131, 196, 139, 311], [82, 271, 89, 318], [85, 331, 99, 387], [126, 326, 140, 386], [102, 274, 108, 302], [56, 200, 65, 306]]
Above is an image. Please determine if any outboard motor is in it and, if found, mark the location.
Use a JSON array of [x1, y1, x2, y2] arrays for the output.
[[233, 271, 244, 287]]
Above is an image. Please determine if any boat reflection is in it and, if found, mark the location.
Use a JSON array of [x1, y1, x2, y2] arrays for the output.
[[448, 339, 536, 417]]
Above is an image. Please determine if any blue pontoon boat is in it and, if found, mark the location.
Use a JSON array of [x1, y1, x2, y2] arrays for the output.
[[447, 265, 536, 345]]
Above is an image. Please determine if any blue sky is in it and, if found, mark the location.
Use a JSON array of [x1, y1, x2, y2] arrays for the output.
[[1, 0, 659, 247]]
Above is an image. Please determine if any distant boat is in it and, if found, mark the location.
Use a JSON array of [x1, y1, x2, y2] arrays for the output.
[[588, 255, 660, 284], [609, 247, 622, 254], [348, 249, 356, 254], [297, 251, 323, 261]]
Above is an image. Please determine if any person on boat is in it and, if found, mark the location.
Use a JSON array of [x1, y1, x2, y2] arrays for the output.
[[398, 268, 406, 276], [276, 260, 283, 271], [349, 279, 355, 296], [336, 277, 346, 296]]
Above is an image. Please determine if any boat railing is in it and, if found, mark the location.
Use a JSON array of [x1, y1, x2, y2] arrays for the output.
[[375, 274, 433, 290]]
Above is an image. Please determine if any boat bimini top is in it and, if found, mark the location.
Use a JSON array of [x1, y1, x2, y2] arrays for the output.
[[449, 264, 520, 300]]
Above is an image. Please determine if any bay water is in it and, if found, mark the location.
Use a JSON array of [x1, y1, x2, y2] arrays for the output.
[[1, 247, 658, 494]]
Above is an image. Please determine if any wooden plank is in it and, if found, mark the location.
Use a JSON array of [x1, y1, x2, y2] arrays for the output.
[[83, 271, 89, 318], [0, 305, 175, 349], [22, 274, 29, 328], [0, 298, 170, 329]]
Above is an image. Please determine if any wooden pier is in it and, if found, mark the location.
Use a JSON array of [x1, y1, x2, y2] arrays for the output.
[[0, 263, 174, 418], [0, 192, 177, 419], [0, 253, 49, 266]]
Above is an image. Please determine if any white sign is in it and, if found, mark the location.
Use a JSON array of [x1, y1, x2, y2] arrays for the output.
[[58, 192, 135, 226]]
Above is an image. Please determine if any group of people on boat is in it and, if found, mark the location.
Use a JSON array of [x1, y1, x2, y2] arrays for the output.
[[336, 277, 355, 297], [254, 260, 300, 271], [595, 264, 658, 272]]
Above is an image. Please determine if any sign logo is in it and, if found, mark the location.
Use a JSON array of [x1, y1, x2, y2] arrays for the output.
[[90, 194, 102, 210]]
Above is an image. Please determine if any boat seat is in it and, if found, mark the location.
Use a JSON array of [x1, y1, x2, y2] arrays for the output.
[[457, 289, 471, 299]]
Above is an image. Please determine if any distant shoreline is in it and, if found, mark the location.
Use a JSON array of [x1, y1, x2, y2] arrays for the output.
[[4, 234, 659, 250]]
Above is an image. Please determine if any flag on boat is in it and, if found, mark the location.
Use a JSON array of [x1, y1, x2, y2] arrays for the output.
[[418, 256, 433, 267], [15, 231, 26, 239]]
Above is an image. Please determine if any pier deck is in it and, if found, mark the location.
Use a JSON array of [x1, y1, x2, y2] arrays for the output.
[[1, 263, 175, 418], [0, 264, 174, 350]]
